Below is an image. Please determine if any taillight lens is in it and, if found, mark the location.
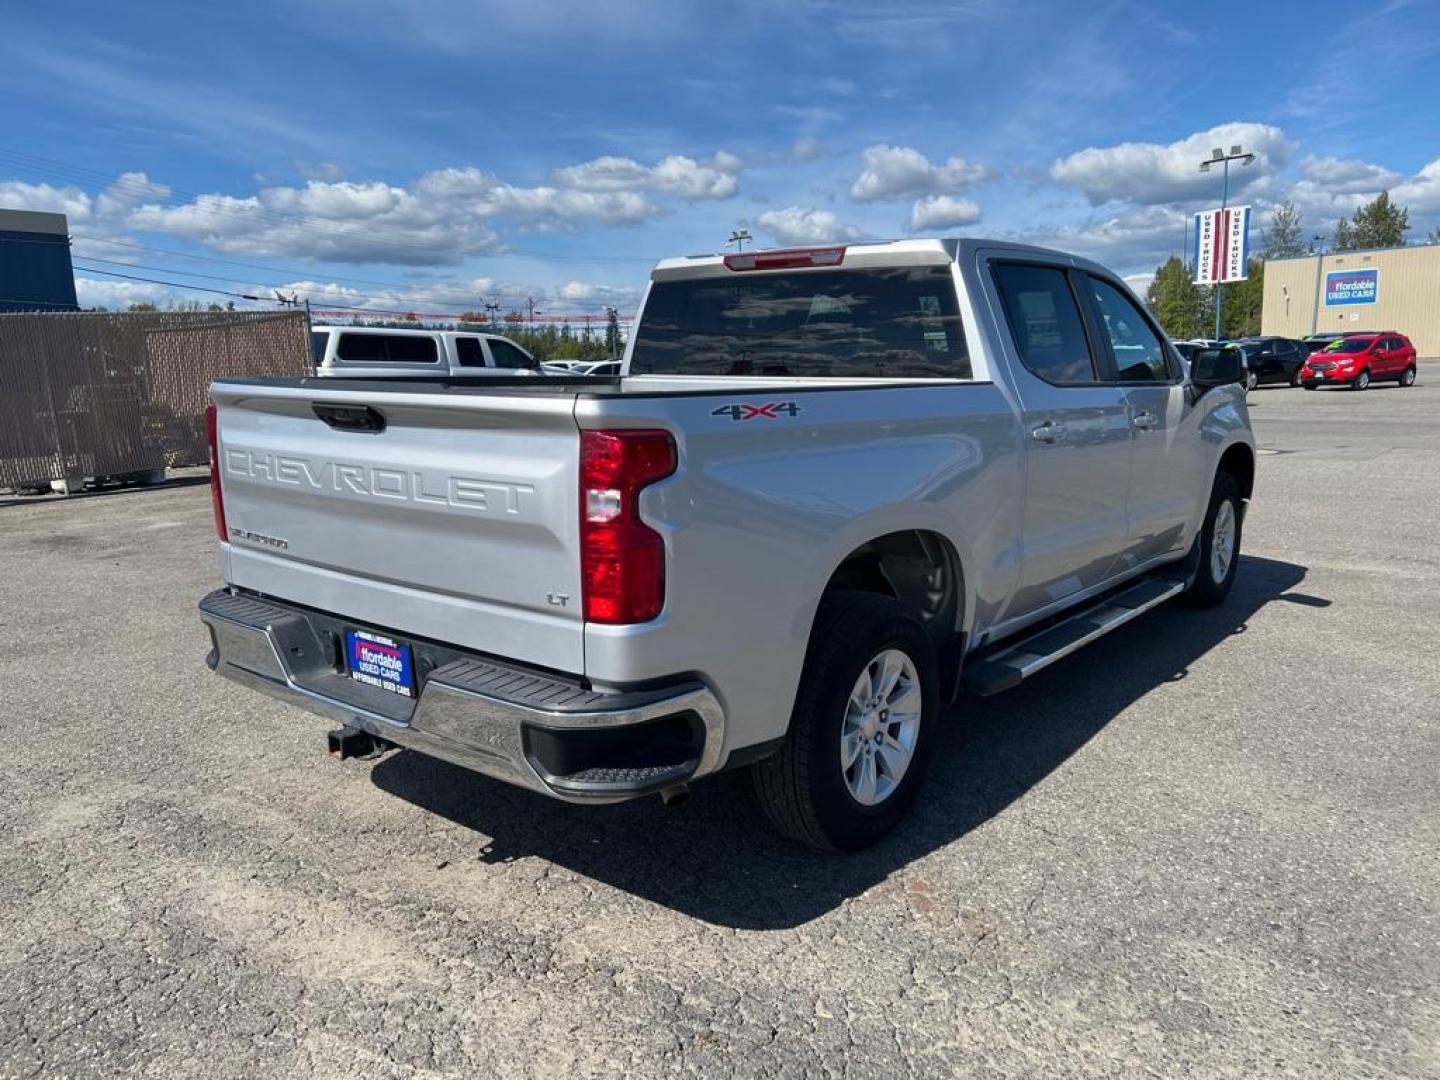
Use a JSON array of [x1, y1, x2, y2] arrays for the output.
[[205, 403, 227, 541], [579, 429, 677, 624]]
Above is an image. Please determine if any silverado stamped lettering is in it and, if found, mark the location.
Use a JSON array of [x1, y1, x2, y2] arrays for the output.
[[223, 448, 536, 515]]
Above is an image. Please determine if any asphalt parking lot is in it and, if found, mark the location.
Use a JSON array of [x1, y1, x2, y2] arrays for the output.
[[2, 379, 1437, 1079]]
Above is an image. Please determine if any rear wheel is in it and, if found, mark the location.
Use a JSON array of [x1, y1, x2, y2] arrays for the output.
[[1181, 472, 1243, 609], [752, 591, 938, 851], [1400, 366, 1416, 387], [1352, 369, 1371, 391], [1289, 367, 1303, 388], [1245, 370, 1259, 392]]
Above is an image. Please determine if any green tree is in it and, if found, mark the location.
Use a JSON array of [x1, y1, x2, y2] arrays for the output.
[[1146, 255, 1206, 339], [1334, 191, 1409, 251], [1220, 259, 1264, 338], [1261, 201, 1307, 258], [127, 302, 158, 312], [1427, 226, 1440, 245]]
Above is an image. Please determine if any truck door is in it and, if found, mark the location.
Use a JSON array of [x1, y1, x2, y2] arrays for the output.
[[1078, 273, 1200, 570], [988, 259, 1131, 619]]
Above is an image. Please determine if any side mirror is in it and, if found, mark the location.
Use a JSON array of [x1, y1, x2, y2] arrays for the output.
[[1191, 348, 1245, 390]]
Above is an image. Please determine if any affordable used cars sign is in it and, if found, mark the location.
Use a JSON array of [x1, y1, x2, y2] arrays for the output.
[[1325, 268, 1379, 306]]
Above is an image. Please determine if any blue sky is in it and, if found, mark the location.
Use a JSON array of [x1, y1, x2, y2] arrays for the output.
[[2, 0, 1438, 317]]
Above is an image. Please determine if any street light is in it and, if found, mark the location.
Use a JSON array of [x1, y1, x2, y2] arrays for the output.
[[1199, 145, 1256, 339], [727, 228, 752, 251]]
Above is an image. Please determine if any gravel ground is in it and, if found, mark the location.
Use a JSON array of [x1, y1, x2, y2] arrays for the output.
[[1, 380, 1436, 1078]]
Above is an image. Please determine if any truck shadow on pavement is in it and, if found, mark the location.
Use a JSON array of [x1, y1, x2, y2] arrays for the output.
[[372, 554, 1319, 930]]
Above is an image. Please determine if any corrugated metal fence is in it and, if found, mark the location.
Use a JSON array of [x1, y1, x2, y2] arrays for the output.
[[0, 310, 310, 489]]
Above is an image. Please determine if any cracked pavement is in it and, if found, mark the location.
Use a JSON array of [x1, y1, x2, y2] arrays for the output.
[[1, 382, 1437, 1077]]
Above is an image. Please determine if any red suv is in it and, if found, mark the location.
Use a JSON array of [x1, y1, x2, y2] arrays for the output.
[[1301, 332, 1418, 390]]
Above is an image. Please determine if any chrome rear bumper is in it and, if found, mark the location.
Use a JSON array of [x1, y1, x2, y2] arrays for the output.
[[198, 589, 724, 803]]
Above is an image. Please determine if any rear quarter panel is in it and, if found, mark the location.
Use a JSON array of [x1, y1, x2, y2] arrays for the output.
[[578, 382, 1022, 760]]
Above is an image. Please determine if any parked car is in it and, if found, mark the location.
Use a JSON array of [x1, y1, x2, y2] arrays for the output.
[[200, 238, 1254, 850], [1300, 332, 1418, 390], [309, 325, 542, 378], [541, 359, 623, 376], [1234, 336, 1310, 389], [1298, 332, 1346, 353]]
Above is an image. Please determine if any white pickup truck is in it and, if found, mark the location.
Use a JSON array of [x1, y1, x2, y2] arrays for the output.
[[310, 325, 539, 377], [200, 239, 1254, 850]]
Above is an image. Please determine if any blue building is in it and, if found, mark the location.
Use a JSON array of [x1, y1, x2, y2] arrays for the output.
[[0, 209, 79, 313]]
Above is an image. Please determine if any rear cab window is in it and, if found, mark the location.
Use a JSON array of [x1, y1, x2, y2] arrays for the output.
[[310, 330, 330, 365], [628, 266, 971, 378]]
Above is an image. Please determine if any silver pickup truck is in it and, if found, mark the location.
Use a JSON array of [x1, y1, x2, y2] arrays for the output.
[[199, 239, 1254, 850]]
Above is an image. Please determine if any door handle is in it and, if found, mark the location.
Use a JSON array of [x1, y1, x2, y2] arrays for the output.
[[1132, 410, 1157, 430], [1030, 421, 1068, 443]]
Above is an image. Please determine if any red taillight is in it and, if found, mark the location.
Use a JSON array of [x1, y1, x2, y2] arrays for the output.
[[579, 429, 677, 624], [723, 246, 846, 272], [205, 403, 227, 542]]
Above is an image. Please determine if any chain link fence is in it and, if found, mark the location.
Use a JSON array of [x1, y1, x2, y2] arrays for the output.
[[0, 310, 310, 489]]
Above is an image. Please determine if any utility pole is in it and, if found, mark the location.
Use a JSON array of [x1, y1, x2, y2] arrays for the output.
[[527, 296, 540, 325], [1199, 144, 1255, 339], [727, 228, 752, 252], [484, 299, 500, 328]]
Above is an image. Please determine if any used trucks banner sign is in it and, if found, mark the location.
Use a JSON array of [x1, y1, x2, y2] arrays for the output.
[[1325, 268, 1379, 305], [1193, 206, 1251, 285]]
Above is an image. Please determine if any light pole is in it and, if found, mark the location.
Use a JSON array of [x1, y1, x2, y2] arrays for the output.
[[727, 228, 752, 252], [1199, 144, 1255, 339], [1309, 234, 1326, 335]]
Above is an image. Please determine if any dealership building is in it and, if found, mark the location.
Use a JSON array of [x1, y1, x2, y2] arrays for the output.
[[0, 209, 79, 313], [1262, 242, 1440, 358]]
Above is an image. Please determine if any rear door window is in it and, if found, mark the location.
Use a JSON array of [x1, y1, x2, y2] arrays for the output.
[[335, 333, 439, 363], [992, 262, 1097, 384], [629, 266, 970, 378], [454, 336, 488, 367]]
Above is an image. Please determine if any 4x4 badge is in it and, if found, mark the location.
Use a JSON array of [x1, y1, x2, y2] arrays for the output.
[[711, 401, 801, 421]]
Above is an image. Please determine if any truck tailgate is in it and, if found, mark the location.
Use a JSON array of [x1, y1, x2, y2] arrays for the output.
[[212, 382, 584, 673]]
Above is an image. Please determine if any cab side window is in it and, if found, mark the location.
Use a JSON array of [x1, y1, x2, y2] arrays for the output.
[[1083, 276, 1173, 383], [488, 339, 536, 369], [992, 263, 1097, 384], [454, 337, 488, 367]]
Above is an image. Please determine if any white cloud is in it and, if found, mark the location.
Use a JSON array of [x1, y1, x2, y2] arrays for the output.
[[1049, 122, 1295, 206], [757, 206, 864, 245], [850, 144, 992, 202], [791, 137, 821, 162], [908, 194, 982, 231], [1299, 155, 1402, 194], [73, 276, 175, 309], [1034, 204, 1191, 273], [551, 151, 742, 199], [1393, 158, 1440, 217]]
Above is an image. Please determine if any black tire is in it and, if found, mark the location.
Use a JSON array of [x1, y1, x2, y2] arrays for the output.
[[1245, 371, 1259, 392], [1289, 366, 1303, 388], [752, 591, 939, 851], [1400, 366, 1416, 387], [1352, 368, 1371, 391], [1181, 472, 1244, 609], [1303, 384, 1319, 391]]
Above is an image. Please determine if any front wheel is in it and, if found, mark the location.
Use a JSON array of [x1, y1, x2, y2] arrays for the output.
[[752, 592, 938, 851], [1353, 369, 1371, 391], [1181, 472, 1244, 609], [1400, 366, 1416, 387], [1245, 371, 1259, 392]]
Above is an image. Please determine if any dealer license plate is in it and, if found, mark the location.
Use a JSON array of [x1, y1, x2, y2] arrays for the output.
[[345, 629, 415, 698]]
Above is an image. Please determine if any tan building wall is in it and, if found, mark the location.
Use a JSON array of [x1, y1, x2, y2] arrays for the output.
[[1262, 243, 1440, 359]]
